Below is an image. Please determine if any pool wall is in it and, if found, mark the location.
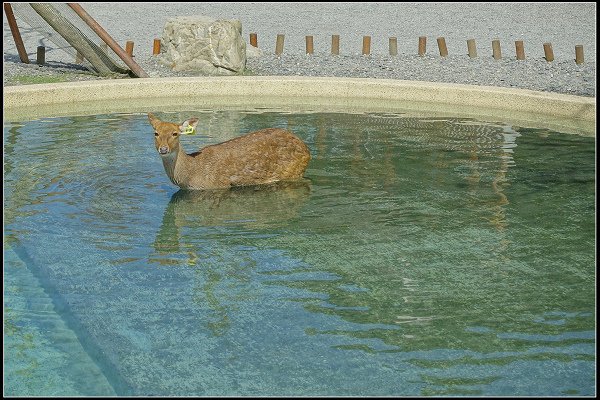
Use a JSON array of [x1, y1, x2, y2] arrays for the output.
[[3, 76, 596, 135]]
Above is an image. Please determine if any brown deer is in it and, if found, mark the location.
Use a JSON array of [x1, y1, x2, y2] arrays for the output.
[[148, 113, 311, 190]]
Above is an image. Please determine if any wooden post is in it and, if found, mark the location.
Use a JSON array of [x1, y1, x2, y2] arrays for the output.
[[66, 3, 148, 77], [249, 33, 258, 47], [543, 43, 554, 62], [437, 37, 448, 57], [515, 40, 525, 60], [467, 39, 477, 58], [362, 36, 371, 55], [125, 41, 134, 57], [389, 37, 398, 56], [575, 45, 584, 64], [306, 36, 314, 54], [75, 50, 84, 63], [36, 46, 45, 65], [153, 38, 161, 55], [331, 34, 340, 55], [4, 3, 30, 63], [418, 36, 427, 56], [275, 34, 285, 55], [492, 39, 502, 60]]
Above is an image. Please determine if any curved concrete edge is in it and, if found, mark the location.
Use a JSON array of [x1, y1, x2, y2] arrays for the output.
[[3, 76, 596, 135]]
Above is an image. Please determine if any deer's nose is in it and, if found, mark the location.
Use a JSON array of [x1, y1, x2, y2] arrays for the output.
[[158, 146, 169, 154]]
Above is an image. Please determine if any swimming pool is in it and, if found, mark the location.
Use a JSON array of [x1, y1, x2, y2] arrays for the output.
[[4, 110, 595, 396]]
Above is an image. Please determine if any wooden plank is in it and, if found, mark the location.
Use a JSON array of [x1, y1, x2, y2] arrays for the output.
[[4, 3, 30, 63]]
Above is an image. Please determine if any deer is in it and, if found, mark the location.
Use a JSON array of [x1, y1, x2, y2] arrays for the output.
[[148, 113, 311, 190]]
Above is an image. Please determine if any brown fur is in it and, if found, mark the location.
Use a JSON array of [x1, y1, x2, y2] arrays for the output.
[[148, 113, 311, 190]]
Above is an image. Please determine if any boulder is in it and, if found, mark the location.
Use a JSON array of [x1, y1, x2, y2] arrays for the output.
[[159, 16, 246, 75]]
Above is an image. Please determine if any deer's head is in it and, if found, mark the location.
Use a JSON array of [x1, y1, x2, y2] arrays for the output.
[[148, 113, 199, 156]]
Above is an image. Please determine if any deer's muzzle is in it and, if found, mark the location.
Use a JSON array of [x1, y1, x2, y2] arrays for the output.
[[158, 146, 170, 155]]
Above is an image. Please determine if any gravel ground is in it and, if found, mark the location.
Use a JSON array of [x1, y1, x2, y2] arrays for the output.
[[3, 2, 596, 97]]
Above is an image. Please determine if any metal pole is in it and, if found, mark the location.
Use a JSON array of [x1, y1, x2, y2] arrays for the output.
[[66, 3, 149, 78]]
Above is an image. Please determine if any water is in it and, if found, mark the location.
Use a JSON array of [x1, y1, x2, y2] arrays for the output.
[[3, 110, 595, 396]]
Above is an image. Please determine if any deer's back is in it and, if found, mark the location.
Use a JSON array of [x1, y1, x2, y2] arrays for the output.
[[187, 128, 310, 188]]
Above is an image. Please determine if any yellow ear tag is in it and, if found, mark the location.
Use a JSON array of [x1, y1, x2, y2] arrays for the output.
[[182, 125, 196, 135]]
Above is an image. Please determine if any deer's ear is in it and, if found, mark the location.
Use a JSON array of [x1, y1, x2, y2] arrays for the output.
[[179, 118, 199, 134], [148, 113, 160, 129]]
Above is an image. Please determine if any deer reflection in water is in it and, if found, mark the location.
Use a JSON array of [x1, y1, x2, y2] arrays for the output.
[[150, 180, 310, 336], [152, 180, 311, 257]]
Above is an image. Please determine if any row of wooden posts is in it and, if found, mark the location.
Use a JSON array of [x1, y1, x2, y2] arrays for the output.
[[256, 34, 585, 63], [149, 34, 585, 63], [33, 35, 585, 67], [148, 33, 584, 63]]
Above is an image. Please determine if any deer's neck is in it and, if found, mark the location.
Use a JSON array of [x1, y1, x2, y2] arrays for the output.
[[161, 144, 190, 188]]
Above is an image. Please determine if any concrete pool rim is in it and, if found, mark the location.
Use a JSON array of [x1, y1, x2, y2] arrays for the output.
[[3, 76, 596, 135]]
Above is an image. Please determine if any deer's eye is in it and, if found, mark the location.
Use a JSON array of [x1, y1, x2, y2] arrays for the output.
[[154, 132, 159, 137], [172, 132, 178, 137]]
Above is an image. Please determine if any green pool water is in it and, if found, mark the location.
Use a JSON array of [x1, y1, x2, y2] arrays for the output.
[[3, 110, 595, 396]]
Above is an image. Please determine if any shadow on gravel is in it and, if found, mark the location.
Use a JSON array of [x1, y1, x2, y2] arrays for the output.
[[8, 59, 91, 71]]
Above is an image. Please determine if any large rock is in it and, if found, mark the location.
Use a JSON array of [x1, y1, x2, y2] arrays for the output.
[[159, 16, 246, 75]]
